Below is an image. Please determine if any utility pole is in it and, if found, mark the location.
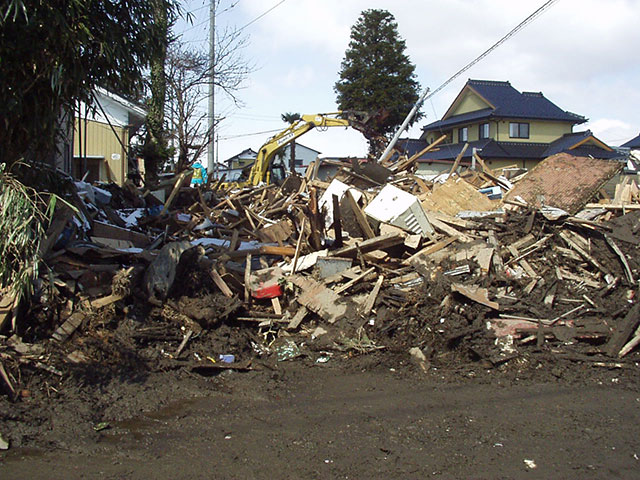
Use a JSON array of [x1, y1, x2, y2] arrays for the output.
[[207, 0, 215, 175]]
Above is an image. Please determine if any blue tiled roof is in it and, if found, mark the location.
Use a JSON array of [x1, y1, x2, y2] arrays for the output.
[[621, 133, 640, 148], [423, 79, 586, 132]]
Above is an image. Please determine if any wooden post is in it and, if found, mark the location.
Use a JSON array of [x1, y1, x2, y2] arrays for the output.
[[332, 194, 343, 248]]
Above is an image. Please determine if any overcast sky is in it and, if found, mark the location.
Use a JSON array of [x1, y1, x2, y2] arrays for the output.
[[175, 0, 640, 165]]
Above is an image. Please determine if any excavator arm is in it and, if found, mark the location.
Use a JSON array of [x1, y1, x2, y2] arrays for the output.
[[245, 111, 371, 186]]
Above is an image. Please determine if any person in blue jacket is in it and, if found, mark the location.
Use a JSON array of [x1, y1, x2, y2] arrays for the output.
[[190, 161, 208, 186]]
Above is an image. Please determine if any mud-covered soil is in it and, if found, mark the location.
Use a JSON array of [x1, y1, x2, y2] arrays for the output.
[[2, 350, 640, 479]]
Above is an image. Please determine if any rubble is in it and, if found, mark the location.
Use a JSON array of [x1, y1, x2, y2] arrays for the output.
[[0, 150, 639, 405]]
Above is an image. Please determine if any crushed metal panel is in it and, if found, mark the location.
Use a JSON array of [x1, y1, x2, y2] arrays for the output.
[[503, 153, 623, 214], [364, 184, 435, 236]]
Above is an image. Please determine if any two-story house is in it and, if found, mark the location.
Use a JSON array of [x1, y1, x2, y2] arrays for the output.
[[408, 79, 617, 177]]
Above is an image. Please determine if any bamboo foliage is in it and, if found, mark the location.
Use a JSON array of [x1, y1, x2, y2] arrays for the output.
[[0, 163, 57, 309]]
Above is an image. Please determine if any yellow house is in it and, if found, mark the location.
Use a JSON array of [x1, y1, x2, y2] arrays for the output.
[[74, 88, 146, 185], [412, 79, 618, 177]]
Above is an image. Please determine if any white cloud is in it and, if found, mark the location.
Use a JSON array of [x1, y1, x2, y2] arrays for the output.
[[197, 0, 640, 161]]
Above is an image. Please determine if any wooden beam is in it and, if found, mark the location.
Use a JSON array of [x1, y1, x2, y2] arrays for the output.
[[360, 275, 384, 317], [345, 190, 375, 239], [448, 142, 469, 176], [329, 233, 404, 259], [335, 267, 376, 294]]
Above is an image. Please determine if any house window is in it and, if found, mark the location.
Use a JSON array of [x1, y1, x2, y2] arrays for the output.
[[479, 123, 489, 139], [509, 122, 529, 139], [295, 159, 303, 166], [458, 127, 468, 143]]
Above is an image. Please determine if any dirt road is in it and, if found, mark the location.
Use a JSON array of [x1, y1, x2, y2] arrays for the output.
[[2, 356, 639, 479]]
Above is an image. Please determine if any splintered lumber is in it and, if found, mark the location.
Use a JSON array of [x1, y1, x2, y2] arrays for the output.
[[619, 324, 640, 357], [329, 233, 404, 259], [92, 221, 150, 248], [475, 247, 494, 274], [271, 297, 282, 315], [291, 218, 306, 274], [334, 267, 376, 294], [0, 360, 16, 398], [290, 275, 354, 324], [392, 134, 447, 173], [558, 231, 609, 276], [332, 194, 343, 248], [87, 293, 125, 310], [604, 234, 634, 283], [605, 304, 640, 357], [208, 267, 234, 298], [51, 312, 84, 342], [287, 306, 309, 330], [160, 169, 192, 215], [451, 284, 499, 310], [404, 236, 457, 265], [448, 142, 469, 176], [585, 203, 640, 210], [244, 254, 252, 304], [223, 245, 296, 259], [425, 212, 473, 242], [174, 329, 193, 358], [360, 275, 384, 316], [345, 189, 375, 239]]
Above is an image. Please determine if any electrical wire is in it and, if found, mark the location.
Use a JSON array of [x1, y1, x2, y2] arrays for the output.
[[237, 0, 287, 32], [425, 0, 559, 102], [218, 127, 283, 140]]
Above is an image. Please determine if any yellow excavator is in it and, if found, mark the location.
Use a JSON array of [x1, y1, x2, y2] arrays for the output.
[[225, 111, 376, 189]]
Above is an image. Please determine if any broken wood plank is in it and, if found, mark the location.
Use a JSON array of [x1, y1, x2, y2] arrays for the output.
[[345, 189, 375, 239], [287, 306, 309, 330], [174, 329, 193, 358], [360, 275, 384, 317], [329, 233, 404, 259], [244, 254, 252, 304], [558, 231, 609, 276], [51, 312, 84, 342], [619, 324, 640, 357], [332, 194, 343, 247], [475, 247, 494, 274], [0, 360, 16, 398], [208, 267, 234, 298], [334, 267, 376, 294], [86, 293, 125, 310], [290, 276, 355, 324], [585, 203, 640, 210], [271, 297, 282, 315], [605, 304, 640, 357], [403, 237, 457, 266], [451, 284, 499, 310], [448, 142, 468, 176], [425, 212, 474, 242], [160, 169, 192, 215], [291, 218, 306, 274], [92, 221, 150, 248], [604, 234, 634, 283]]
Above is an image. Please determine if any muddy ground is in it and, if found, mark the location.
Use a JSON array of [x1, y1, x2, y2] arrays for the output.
[[2, 347, 640, 479]]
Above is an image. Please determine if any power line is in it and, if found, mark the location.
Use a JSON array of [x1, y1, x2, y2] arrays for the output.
[[237, 0, 287, 32], [219, 127, 283, 140], [425, 0, 559, 102]]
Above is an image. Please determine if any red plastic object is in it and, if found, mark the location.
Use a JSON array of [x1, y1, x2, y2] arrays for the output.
[[251, 283, 283, 299]]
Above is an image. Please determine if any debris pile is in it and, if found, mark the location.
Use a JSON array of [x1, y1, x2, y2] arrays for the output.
[[1, 151, 639, 400]]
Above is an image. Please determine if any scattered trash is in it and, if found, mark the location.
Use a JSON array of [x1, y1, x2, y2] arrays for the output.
[[93, 422, 110, 432]]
